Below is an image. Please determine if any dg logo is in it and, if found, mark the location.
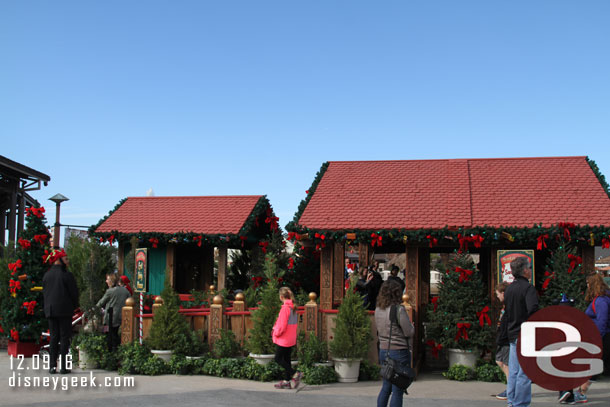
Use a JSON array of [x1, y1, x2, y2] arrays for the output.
[[518, 305, 603, 391]]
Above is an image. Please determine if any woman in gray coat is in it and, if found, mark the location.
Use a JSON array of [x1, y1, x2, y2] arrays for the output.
[[97, 273, 131, 351]]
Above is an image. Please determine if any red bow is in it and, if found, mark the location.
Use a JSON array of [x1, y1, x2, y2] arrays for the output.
[[9, 280, 22, 294], [314, 233, 326, 240], [239, 235, 247, 247], [455, 267, 473, 283], [149, 238, 159, 248], [259, 241, 269, 254], [288, 258, 294, 270], [26, 207, 45, 218], [431, 297, 438, 312], [193, 235, 203, 247], [371, 233, 383, 247], [287, 232, 296, 241], [427, 235, 438, 248], [472, 234, 484, 248], [458, 234, 470, 253], [315, 242, 326, 250], [108, 235, 115, 245], [558, 222, 575, 241], [602, 237, 610, 249], [536, 234, 548, 250], [10, 328, 19, 342], [265, 216, 279, 231], [477, 306, 491, 327], [23, 301, 37, 315], [8, 259, 23, 275], [18, 239, 31, 250], [33, 234, 48, 245], [542, 271, 555, 290], [455, 322, 471, 341], [567, 254, 582, 273], [427, 340, 443, 358]]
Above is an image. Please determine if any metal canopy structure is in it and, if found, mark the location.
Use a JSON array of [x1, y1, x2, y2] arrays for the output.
[[0, 155, 50, 250]]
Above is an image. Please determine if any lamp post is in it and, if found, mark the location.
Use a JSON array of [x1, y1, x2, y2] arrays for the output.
[[49, 193, 69, 248]]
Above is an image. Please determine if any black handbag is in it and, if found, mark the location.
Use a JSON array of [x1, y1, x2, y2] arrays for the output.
[[380, 305, 416, 394]]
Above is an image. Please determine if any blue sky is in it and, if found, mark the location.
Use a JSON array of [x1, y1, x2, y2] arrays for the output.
[[2, 1, 610, 233]]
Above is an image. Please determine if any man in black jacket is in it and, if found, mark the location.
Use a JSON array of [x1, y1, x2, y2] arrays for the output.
[[42, 249, 79, 374], [505, 257, 538, 407]]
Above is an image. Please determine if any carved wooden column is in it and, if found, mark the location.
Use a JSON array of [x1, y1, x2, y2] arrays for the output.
[[217, 245, 228, 291], [232, 292, 245, 346], [358, 242, 370, 267], [405, 246, 421, 367], [118, 240, 125, 275], [121, 297, 135, 344], [208, 294, 225, 347], [581, 245, 595, 274], [166, 243, 176, 287], [305, 292, 319, 339], [320, 245, 333, 343], [332, 241, 345, 306]]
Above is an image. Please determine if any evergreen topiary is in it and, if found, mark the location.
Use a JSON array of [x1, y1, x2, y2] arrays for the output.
[[539, 240, 587, 310], [246, 254, 283, 355], [329, 276, 371, 360], [425, 253, 494, 351], [146, 275, 194, 351]]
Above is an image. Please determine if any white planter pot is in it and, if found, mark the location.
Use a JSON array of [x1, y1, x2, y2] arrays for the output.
[[333, 358, 361, 383], [151, 349, 173, 362], [185, 356, 203, 361], [447, 348, 477, 368], [249, 353, 275, 365], [314, 361, 334, 368], [78, 347, 98, 369]]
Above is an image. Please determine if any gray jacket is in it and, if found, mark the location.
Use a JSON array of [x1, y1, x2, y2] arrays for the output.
[[97, 286, 131, 327], [375, 305, 415, 350]]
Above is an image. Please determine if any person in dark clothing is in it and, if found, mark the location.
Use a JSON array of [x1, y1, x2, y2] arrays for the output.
[[365, 269, 383, 311], [505, 257, 538, 407], [387, 265, 405, 294], [42, 249, 79, 374]]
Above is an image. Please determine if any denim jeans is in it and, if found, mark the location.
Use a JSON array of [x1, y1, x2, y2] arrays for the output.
[[507, 340, 532, 407], [378, 348, 411, 407]]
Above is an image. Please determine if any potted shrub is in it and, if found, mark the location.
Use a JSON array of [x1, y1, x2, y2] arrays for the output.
[[72, 332, 106, 369], [246, 254, 282, 365], [297, 330, 329, 368], [146, 277, 194, 362], [425, 253, 493, 368], [329, 277, 371, 382], [212, 329, 242, 359]]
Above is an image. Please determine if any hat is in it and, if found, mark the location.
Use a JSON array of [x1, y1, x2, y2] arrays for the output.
[[120, 275, 130, 285], [45, 248, 67, 264]]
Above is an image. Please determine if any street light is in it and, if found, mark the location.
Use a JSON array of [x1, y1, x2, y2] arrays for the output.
[[49, 193, 69, 248]]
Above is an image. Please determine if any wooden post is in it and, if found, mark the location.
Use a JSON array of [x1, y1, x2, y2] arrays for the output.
[[208, 294, 224, 347], [217, 246, 228, 291], [232, 292, 245, 346], [320, 245, 333, 343], [402, 293, 415, 370], [405, 246, 421, 368], [17, 193, 25, 240], [166, 243, 176, 287], [118, 241, 125, 276], [333, 241, 344, 305], [121, 297, 135, 344], [581, 245, 595, 273], [358, 242, 370, 267], [152, 295, 163, 315], [305, 292, 318, 339]]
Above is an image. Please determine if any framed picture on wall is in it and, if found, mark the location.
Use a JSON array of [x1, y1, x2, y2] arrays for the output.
[[497, 250, 535, 284]]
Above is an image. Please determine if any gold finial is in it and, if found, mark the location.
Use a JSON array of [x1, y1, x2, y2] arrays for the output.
[[213, 295, 223, 305], [125, 297, 135, 307], [209, 285, 216, 292], [402, 293, 410, 304], [154, 295, 164, 304], [235, 292, 245, 302], [308, 292, 317, 303]]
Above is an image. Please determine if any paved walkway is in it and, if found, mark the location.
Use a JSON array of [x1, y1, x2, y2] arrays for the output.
[[1, 353, 609, 406]]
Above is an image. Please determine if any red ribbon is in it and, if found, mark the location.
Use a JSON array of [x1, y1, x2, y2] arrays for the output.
[[239, 235, 247, 247], [10, 328, 19, 342], [265, 216, 279, 232], [431, 297, 438, 312], [536, 234, 548, 250], [602, 237, 610, 249], [455, 267, 473, 283], [18, 239, 31, 250], [542, 271, 554, 290], [259, 241, 269, 254], [108, 235, 115, 245], [26, 207, 45, 218], [33, 234, 49, 245], [149, 238, 159, 248], [287, 232, 296, 241], [23, 301, 37, 315], [193, 235, 203, 247], [455, 322, 471, 341], [427, 235, 438, 248], [458, 234, 470, 253], [288, 258, 294, 270], [9, 280, 22, 294], [8, 260, 23, 275], [477, 306, 491, 327], [370, 233, 383, 247], [472, 234, 484, 248], [558, 222, 575, 241], [567, 254, 582, 273], [427, 340, 443, 358]]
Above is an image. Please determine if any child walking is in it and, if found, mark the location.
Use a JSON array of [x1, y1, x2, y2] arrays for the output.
[[272, 287, 302, 389]]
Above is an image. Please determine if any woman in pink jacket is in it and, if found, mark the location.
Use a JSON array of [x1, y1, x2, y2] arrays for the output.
[[272, 287, 302, 389]]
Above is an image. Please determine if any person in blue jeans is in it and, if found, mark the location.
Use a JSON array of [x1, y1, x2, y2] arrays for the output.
[[505, 257, 539, 407], [375, 279, 415, 407]]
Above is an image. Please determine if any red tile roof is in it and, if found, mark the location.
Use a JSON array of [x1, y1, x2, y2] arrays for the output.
[[95, 196, 264, 234], [296, 157, 610, 231]]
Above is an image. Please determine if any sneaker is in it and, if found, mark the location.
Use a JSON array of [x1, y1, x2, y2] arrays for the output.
[[274, 381, 291, 389], [572, 390, 587, 404], [292, 371, 303, 388], [560, 395, 575, 405], [496, 390, 507, 400], [559, 391, 573, 402]]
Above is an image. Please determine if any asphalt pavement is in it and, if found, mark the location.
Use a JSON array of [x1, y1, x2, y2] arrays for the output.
[[1, 353, 609, 407]]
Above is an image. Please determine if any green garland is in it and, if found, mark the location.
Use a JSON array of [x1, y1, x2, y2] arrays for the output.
[[587, 156, 610, 200], [286, 223, 610, 249], [285, 162, 329, 232], [90, 196, 280, 248]]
